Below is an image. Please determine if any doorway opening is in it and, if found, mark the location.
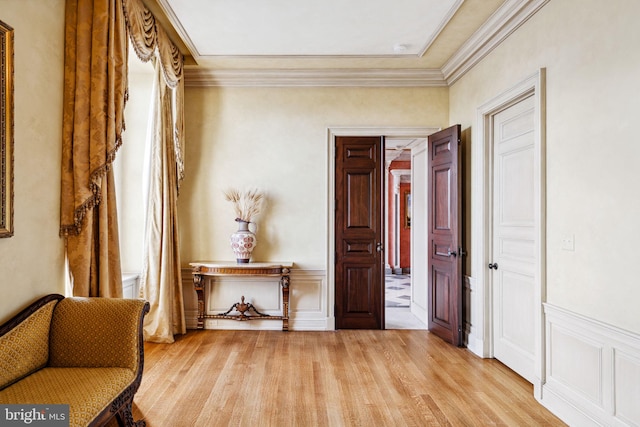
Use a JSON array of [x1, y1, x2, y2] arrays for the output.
[[328, 127, 437, 330], [385, 272, 424, 329], [384, 138, 425, 330]]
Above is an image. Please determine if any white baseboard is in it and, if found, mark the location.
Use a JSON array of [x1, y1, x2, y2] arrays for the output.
[[540, 382, 603, 427], [542, 303, 640, 426]]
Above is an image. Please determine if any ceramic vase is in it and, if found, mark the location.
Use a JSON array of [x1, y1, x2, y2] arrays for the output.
[[230, 220, 256, 263]]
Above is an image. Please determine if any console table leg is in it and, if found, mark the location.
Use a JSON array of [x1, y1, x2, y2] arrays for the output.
[[281, 269, 290, 331], [193, 273, 205, 329]]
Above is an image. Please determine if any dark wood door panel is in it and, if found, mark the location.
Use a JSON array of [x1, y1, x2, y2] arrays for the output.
[[429, 259, 454, 330], [340, 239, 374, 257], [344, 265, 376, 312], [430, 130, 454, 162], [427, 125, 463, 346], [335, 263, 382, 329], [432, 165, 452, 231], [335, 136, 384, 329], [345, 171, 375, 229]]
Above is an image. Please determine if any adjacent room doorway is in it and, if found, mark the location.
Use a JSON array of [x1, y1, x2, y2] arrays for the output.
[[384, 146, 422, 330], [329, 127, 439, 331]]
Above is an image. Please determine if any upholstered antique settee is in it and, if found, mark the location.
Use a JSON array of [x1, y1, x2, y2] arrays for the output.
[[0, 294, 149, 427]]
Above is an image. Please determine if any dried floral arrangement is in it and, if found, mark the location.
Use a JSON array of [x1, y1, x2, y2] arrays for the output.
[[223, 188, 265, 223]]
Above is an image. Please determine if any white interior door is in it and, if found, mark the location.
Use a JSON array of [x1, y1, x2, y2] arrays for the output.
[[491, 94, 538, 383]]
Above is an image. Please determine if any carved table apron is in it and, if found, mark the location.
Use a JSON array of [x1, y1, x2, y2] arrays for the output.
[[189, 261, 293, 331]]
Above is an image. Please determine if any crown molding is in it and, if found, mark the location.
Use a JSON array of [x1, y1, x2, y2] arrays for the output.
[[417, 0, 465, 57], [180, 0, 549, 88], [184, 68, 447, 88], [442, 0, 550, 85]]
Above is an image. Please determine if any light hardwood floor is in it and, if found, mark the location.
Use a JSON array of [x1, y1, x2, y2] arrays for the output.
[[132, 330, 565, 426]]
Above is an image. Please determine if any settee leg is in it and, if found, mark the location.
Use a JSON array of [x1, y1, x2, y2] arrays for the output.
[[116, 401, 145, 427]]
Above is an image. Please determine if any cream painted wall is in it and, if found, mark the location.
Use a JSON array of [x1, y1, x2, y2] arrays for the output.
[[449, 0, 640, 333], [179, 87, 448, 270], [0, 1, 65, 322]]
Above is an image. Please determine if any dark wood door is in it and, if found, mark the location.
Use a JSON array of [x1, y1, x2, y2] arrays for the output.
[[427, 125, 463, 345], [335, 136, 384, 329]]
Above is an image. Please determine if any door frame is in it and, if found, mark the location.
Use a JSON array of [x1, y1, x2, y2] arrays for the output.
[[472, 69, 546, 396], [327, 127, 439, 330]]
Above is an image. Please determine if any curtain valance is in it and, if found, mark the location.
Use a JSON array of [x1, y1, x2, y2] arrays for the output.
[[123, 0, 155, 62], [122, 0, 183, 86], [122, 0, 185, 186]]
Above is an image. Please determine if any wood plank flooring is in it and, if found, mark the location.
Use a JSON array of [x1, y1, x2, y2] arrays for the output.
[[132, 330, 565, 426]]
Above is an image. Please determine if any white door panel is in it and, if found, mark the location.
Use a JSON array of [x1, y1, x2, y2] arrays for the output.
[[499, 147, 535, 224], [492, 94, 537, 383], [499, 270, 535, 353]]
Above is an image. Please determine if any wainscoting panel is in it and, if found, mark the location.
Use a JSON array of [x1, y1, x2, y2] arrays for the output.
[[181, 268, 328, 331], [288, 269, 328, 330], [548, 322, 603, 405], [542, 303, 640, 426], [614, 349, 640, 426], [206, 278, 281, 312]]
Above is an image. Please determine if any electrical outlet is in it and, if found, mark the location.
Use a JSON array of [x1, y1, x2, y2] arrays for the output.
[[561, 234, 575, 251]]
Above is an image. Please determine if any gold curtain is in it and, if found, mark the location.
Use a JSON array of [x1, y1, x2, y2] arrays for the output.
[[60, 0, 128, 297], [139, 63, 186, 343], [123, 0, 186, 342]]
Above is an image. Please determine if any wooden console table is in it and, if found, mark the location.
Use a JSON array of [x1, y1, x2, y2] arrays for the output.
[[189, 261, 293, 331]]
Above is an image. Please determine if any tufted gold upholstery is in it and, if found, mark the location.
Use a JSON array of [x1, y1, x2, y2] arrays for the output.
[[49, 297, 143, 370], [0, 295, 149, 427], [0, 299, 58, 389], [0, 367, 134, 427]]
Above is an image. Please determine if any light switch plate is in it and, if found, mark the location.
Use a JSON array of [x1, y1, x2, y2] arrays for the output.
[[561, 234, 575, 251]]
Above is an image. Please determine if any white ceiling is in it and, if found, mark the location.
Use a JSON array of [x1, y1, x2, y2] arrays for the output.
[[141, 0, 548, 85], [158, 0, 463, 58]]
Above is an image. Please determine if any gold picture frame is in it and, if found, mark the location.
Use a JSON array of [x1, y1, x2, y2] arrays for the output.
[[0, 20, 14, 237]]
